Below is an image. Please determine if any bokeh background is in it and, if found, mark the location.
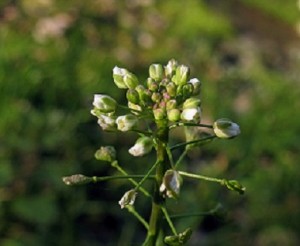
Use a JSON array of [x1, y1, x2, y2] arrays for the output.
[[1, 0, 300, 245]]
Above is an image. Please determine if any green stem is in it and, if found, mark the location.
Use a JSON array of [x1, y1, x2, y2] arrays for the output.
[[170, 135, 216, 150], [143, 121, 170, 246], [161, 206, 177, 235], [169, 122, 213, 130], [174, 147, 188, 168], [135, 160, 159, 191], [126, 205, 149, 230], [111, 161, 152, 197], [179, 171, 223, 184], [165, 146, 175, 168], [91, 175, 155, 182]]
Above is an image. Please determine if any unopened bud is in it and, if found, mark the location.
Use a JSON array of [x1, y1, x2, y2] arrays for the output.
[[160, 170, 182, 199], [174, 65, 190, 85], [153, 108, 166, 121], [128, 136, 153, 157], [124, 72, 139, 89], [128, 102, 142, 113], [189, 78, 201, 95], [113, 66, 128, 89], [136, 85, 152, 106], [167, 109, 181, 122], [165, 59, 178, 78], [116, 114, 138, 132], [223, 179, 246, 194], [126, 89, 140, 104], [119, 189, 138, 209], [166, 82, 177, 97], [166, 99, 177, 110], [183, 97, 201, 109], [182, 83, 194, 99], [92, 94, 117, 113], [151, 92, 162, 103], [149, 64, 163, 81], [147, 78, 159, 92], [181, 107, 201, 123], [164, 228, 192, 245], [95, 146, 116, 162], [62, 174, 91, 186], [213, 119, 240, 139], [97, 114, 117, 131]]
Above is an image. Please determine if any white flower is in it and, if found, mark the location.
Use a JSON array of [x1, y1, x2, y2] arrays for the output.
[[188, 78, 201, 95], [128, 136, 153, 157], [181, 107, 201, 122], [97, 114, 117, 131], [160, 170, 181, 199], [213, 118, 241, 139], [174, 64, 190, 85], [128, 102, 142, 114], [149, 64, 163, 81], [182, 97, 201, 109], [116, 114, 138, 132], [119, 189, 137, 209], [113, 66, 129, 89], [92, 94, 117, 113], [165, 59, 178, 78]]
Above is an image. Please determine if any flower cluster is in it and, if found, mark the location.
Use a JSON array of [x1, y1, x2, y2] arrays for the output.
[[124, 59, 202, 123], [90, 59, 205, 157], [91, 59, 202, 127]]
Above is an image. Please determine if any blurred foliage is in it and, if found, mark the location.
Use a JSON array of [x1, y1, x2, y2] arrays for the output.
[[0, 0, 299, 245]]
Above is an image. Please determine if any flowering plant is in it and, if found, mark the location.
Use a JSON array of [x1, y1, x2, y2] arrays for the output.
[[63, 59, 244, 245]]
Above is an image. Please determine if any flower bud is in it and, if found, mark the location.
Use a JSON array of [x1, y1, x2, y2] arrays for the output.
[[147, 78, 159, 92], [166, 99, 177, 110], [113, 66, 128, 89], [95, 146, 116, 162], [149, 64, 163, 81], [165, 59, 178, 78], [90, 108, 101, 118], [159, 170, 182, 199], [164, 228, 192, 245], [124, 72, 139, 89], [97, 114, 117, 131], [181, 107, 201, 123], [62, 174, 91, 186], [126, 89, 140, 104], [153, 108, 166, 121], [167, 109, 181, 122], [136, 85, 152, 106], [128, 102, 142, 113], [189, 78, 201, 95], [93, 94, 117, 113], [116, 114, 138, 132], [173, 65, 190, 85], [183, 97, 201, 109], [223, 179, 246, 194], [182, 83, 194, 99], [119, 189, 138, 209], [128, 136, 153, 157], [213, 118, 240, 139], [166, 82, 177, 97], [151, 92, 162, 103]]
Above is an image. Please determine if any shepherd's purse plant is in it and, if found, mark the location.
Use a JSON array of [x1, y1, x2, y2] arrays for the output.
[[63, 59, 244, 245]]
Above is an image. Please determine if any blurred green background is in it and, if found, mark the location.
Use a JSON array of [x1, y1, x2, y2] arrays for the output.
[[0, 0, 300, 245]]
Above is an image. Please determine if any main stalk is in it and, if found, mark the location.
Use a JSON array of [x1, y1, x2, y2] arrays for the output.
[[143, 120, 170, 246]]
